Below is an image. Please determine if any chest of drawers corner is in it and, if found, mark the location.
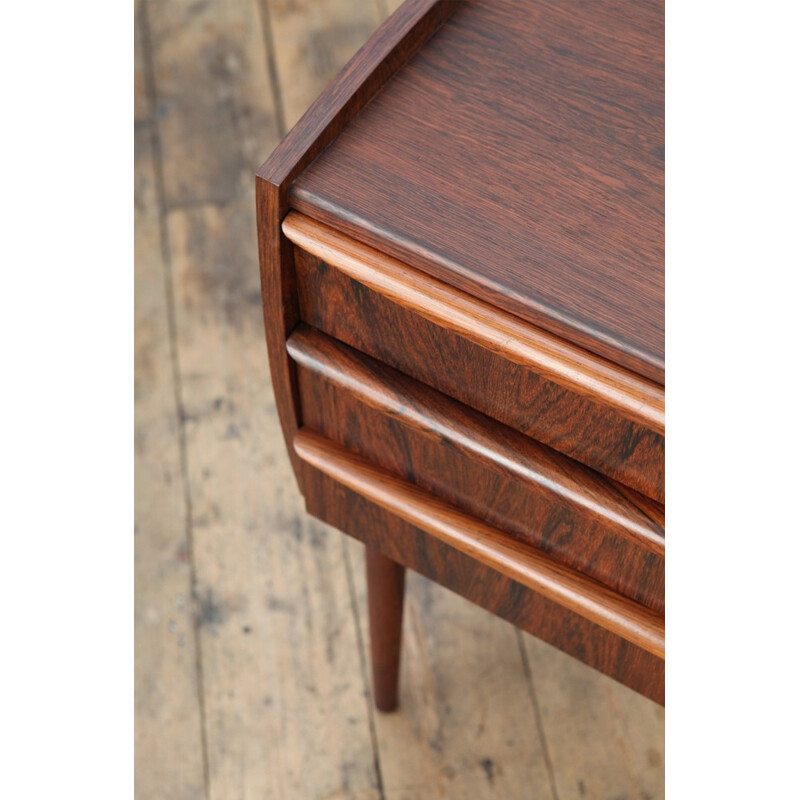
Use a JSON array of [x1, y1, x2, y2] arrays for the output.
[[256, 0, 665, 707]]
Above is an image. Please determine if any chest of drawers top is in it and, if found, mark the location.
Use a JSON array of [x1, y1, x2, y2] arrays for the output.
[[289, 0, 664, 385]]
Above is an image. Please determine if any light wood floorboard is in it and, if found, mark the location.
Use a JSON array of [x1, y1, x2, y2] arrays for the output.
[[135, 6, 207, 798]]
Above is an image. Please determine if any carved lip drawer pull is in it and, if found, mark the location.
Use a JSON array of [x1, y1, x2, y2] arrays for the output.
[[294, 429, 665, 660], [283, 212, 665, 436]]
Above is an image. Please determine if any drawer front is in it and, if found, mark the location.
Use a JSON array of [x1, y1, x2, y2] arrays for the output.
[[288, 326, 664, 613], [287, 220, 665, 503], [302, 464, 664, 705]]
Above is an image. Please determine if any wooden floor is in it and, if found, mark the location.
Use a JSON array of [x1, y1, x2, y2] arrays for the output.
[[134, 1, 665, 798]]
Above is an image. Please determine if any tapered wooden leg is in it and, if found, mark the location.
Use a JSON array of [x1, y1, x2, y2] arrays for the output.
[[366, 547, 406, 712]]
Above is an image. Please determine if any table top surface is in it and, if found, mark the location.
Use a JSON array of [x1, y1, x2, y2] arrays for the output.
[[290, 0, 664, 384]]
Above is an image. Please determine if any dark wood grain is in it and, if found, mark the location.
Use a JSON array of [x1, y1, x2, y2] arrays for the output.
[[288, 325, 664, 611], [295, 431, 665, 659], [366, 548, 406, 712], [255, 0, 460, 484], [290, 0, 664, 383], [292, 242, 664, 502], [285, 212, 664, 434], [301, 462, 665, 704]]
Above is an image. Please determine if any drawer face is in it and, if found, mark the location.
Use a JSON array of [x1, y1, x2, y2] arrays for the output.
[[288, 327, 664, 613], [294, 246, 665, 503], [302, 466, 665, 705]]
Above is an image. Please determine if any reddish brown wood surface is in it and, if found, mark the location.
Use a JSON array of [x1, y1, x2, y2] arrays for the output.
[[288, 326, 664, 610], [366, 548, 406, 712], [295, 431, 665, 660], [290, 0, 664, 383], [292, 241, 664, 502], [255, 0, 460, 484], [301, 462, 665, 704], [284, 212, 664, 434]]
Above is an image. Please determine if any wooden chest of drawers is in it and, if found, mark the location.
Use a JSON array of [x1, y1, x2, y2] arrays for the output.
[[257, 0, 664, 706]]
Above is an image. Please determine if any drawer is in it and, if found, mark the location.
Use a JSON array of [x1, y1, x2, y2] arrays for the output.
[[284, 212, 665, 503], [287, 325, 664, 615], [299, 462, 664, 704]]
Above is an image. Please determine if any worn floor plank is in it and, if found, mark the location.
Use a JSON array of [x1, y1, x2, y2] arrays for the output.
[[142, 1, 381, 798], [134, 6, 206, 798], [265, 0, 384, 130], [523, 634, 665, 800]]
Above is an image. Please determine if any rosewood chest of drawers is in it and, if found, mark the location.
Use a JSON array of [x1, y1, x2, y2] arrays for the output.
[[256, 0, 665, 707]]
